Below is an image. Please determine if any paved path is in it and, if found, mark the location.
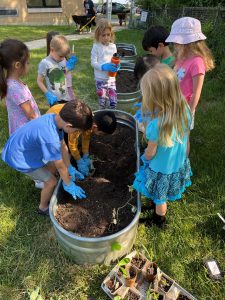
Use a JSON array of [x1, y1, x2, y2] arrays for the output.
[[25, 25, 127, 50]]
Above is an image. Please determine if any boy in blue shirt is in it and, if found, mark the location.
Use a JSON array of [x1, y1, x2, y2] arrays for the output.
[[1, 100, 93, 216]]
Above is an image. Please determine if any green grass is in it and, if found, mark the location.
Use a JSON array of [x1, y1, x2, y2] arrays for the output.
[[0, 29, 225, 300], [0, 25, 75, 42]]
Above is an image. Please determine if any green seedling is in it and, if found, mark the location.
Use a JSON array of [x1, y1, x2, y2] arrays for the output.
[[118, 257, 131, 278]]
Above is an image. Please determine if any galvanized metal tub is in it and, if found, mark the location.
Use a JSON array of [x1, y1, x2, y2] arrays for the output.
[[116, 43, 137, 63], [49, 110, 141, 265], [117, 63, 142, 109]]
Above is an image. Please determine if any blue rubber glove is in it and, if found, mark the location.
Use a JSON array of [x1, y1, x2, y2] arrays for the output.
[[141, 153, 150, 166], [133, 102, 142, 108], [45, 91, 58, 106], [83, 153, 91, 167], [63, 180, 86, 200], [68, 164, 84, 181], [77, 158, 89, 177], [66, 54, 78, 71], [101, 63, 118, 72], [116, 64, 121, 71]]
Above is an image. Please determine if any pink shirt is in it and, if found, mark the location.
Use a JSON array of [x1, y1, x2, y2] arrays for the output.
[[6, 79, 40, 135], [175, 56, 206, 104]]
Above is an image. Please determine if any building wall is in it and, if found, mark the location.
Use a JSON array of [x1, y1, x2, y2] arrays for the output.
[[0, 0, 85, 25]]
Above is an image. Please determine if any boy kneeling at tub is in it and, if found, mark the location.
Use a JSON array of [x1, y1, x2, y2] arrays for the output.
[[47, 104, 117, 176], [1, 100, 93, 216]]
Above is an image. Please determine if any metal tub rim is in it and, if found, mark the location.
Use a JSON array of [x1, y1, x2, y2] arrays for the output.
[[49, 109, 141, 243]]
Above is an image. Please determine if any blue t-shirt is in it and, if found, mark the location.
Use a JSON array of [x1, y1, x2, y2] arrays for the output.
[[2, 114, 64, 173], [146, 113, 190, 174]]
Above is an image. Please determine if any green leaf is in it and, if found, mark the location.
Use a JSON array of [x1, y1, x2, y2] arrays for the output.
[[114, 296, 122, 300], [36, 296, 44, 300], [118, 257, 130, 266], [111, 241, 122, 251]]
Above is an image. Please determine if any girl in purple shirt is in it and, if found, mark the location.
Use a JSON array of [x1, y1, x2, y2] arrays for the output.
[[0, 39, 40, 135]]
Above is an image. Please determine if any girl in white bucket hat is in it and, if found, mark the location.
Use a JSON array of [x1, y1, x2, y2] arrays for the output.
[[166, 17, 214, 130]]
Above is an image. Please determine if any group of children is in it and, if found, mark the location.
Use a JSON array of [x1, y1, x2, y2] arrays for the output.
[[0, 16, 214, 226]]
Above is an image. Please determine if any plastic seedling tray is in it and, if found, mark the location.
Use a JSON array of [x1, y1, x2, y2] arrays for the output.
[[101, 251, 198, 300]]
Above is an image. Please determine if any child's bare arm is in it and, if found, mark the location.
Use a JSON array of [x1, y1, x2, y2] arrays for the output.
[[20, 101, 37, 120], [145, 140, 157, 160], [54, 159, 70, 185], [190, 74, 205, 112], [37, 74, 48, 93], [61, 139, 71, 167]]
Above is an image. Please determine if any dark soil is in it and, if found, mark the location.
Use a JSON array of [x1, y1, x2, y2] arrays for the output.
[[131, 256, 147, 270], [159, 275, 173, 292], [117, 48, 135, 57], [116, 70, 139, 93], [105, 276, 122, 294], [128, 266, 137, 279], [177, 294, 192, 300], [55, 124, 137, 237], [127, 290, 141, 300]]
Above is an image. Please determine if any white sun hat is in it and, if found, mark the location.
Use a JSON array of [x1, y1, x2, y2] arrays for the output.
[[165, 17, 206, 44]]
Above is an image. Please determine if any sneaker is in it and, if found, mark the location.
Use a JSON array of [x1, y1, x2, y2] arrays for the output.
[[37, 208, 49, 216], [34, 180, 44, 189], [146, 213, 166, 229]]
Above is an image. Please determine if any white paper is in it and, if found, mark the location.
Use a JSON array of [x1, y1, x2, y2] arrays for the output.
[[140, 11, 148, 22], [207, 261, 221, 275]]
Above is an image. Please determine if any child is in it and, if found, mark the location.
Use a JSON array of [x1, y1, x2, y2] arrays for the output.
[[165, 17, 214, 124], [133, 54, 160, 132], [46, 31, 76, 101], [37, 35, 78, 106], [1, 100, 93, 216], [47, 103, 117, 176], [91, 18, 120, 109], [142, 25, 175, 67], [133, 64, 192, 228], [0, 39, 40, 135]]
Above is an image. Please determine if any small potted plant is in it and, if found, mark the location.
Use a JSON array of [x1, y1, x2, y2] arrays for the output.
[[130, 249, 147, 271], [158, 273, 174, 294], [104, 273, 123, 296], [177, 292, 193, 300], [142, 245, 158, 283], [125, 265, 138, 288], [146, 290, 165, 300]]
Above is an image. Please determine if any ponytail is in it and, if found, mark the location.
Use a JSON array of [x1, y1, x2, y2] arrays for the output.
[[0, 39, 29, 99]]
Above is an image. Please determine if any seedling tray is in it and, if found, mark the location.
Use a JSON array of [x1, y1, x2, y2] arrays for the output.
[[101, 251, 198, 300]]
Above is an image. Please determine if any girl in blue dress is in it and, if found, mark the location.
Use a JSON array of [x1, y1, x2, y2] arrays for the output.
[[133, 64, 192, 228]]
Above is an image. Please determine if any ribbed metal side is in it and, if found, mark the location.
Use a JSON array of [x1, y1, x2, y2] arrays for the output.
[[116, 43, 137, 63], [117, 65, 141, 104], [49, 110, 140, 265]]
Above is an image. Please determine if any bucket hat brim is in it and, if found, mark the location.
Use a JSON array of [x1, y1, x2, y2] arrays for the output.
[[165, 32, 206, 44]]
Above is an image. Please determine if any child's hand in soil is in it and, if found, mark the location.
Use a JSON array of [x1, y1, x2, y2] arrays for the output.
[[68, 164, 84, 181], [77, 158, 89, 176], [63, 180, 86, 200], [66, 54, 78, 71], [82, 153, 91, 167]]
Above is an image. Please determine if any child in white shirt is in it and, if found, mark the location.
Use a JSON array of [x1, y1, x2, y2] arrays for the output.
[[91, 19, 120, 109]]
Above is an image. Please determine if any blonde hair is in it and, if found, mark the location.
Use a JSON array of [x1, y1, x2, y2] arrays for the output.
[[175, 40, 215, 72], [141, 64, 190, 147], [50, 35, 70, 57], [94, 18, 115, 43]]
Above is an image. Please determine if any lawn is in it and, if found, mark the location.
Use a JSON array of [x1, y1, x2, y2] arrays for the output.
[[0, 25, 75, 42], [0, 28, 225, 300]]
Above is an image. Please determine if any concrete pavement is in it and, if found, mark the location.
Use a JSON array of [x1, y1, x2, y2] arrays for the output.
[[25, 25, 127, 50]]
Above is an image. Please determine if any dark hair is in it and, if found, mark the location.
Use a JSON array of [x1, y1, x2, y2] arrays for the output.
[[142, 26, 169, 51], [0, 39, 29, 99], [46, 31, 59, 55], [59, 100, 93, 131], [93, 111, 117, 134], [134, 54, 160, 80]]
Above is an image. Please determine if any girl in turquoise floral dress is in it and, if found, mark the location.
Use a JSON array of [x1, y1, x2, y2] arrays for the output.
[[133, 64, 192, 228]]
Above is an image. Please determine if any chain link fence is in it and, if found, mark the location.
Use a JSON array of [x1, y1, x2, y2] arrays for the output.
[[129, 6, 225, 29]]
